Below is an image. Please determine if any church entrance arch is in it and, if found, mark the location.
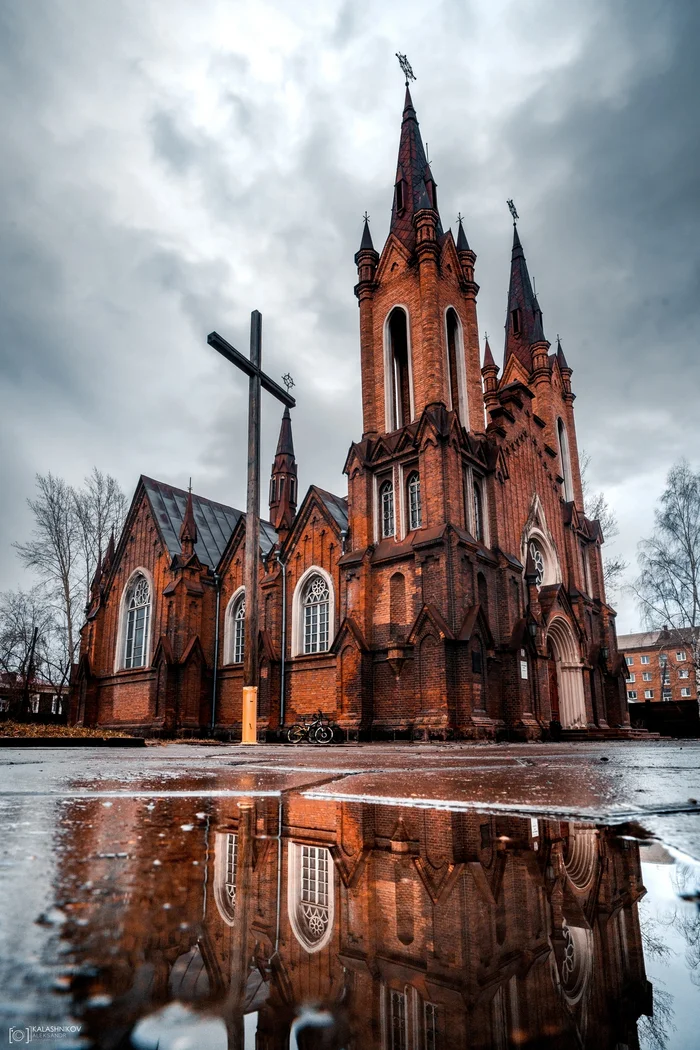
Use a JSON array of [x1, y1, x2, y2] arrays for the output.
[[546, 618, 587, 728]]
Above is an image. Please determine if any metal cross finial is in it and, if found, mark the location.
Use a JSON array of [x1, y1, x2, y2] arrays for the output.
[[363, 211, 370, 224], [396, 53, 416, 86], [457, 212, 465, 226], [484, 331, 489, 341], [282, 373, 295, 393], [507, 199, 519, 224]]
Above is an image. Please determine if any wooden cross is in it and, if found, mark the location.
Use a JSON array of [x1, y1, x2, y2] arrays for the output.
[[208, 315, 296, 744]]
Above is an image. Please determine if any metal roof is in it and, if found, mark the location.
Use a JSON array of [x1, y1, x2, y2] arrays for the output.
[[313, 487, 348, 532], [142, 476, 280, 569]]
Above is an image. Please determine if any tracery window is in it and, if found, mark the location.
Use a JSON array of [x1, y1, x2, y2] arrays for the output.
[[232, 594, 245, 664], [303, 574, 330, 654], [529, 540, 545, 588], [213, 832, 237, 925], [380, 479, 395, 539], [288, 842, 334, 952], [407, 471, 422, 531], [124, 574, 150, 669]]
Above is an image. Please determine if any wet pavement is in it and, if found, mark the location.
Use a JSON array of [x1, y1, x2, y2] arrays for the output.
[[0, 739, 699, 1048]]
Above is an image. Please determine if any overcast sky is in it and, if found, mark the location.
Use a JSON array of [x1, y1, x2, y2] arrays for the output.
[[1, 0, 698, 634]]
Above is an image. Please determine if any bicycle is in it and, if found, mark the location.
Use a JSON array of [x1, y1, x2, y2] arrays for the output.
[[286, 709, 338, 745]]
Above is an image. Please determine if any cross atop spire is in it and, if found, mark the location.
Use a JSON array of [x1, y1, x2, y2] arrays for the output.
[[395, 52, 416, 87]]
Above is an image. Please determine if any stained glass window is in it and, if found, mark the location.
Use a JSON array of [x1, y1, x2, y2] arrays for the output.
[[124, 575, 150, 669], [303, 575, 330, 654]]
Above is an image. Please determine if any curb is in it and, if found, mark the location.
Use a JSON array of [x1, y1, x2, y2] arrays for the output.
[[0, 737, 146, 748]]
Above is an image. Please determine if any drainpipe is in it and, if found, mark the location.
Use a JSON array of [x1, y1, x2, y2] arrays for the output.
[[211, 572, 221, 733], [276, 551, 287, 728]]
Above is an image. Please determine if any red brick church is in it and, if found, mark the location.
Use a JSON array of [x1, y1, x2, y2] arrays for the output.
[[71, 87, 630, 740]]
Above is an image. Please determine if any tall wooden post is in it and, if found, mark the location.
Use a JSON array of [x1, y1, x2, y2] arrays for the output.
[[207, 318, 295, 746], [242, 311, 261, 744]]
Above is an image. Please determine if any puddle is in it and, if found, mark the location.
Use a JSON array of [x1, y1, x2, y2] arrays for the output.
[[0, 790, 698, 1049]]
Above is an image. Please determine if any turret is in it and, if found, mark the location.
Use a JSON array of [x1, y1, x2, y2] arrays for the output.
[[481, 337, 500, 416], [269, 406, 297, 540], [179, 485, 197, 561]]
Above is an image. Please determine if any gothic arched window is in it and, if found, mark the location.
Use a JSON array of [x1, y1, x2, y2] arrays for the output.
[[529, 539, 546, 588], [288, 842, 335, 953], [406, 471, 422, 531], [303, 574, 330, 654], [123, 574, 151, 669], [232, 594, 245, 664], [214, 832, 237, 926], [473, 482, 484, 543], [386, 308, 412, 431], [558, 418, 574, 502], [380, 479, 395, 539]]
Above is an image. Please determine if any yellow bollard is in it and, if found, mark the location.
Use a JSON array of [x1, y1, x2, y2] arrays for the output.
[[241, 686, 258, 744]]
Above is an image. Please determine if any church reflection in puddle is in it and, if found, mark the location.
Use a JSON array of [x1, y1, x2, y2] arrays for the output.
[[57, 792, 655, 1048]]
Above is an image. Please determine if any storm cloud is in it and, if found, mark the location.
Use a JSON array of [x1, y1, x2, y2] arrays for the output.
[[1, 0, 698, 633]]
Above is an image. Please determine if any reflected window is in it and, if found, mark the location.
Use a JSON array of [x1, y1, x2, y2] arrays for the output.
[[214, 832, 237, 926], [288, 842, 335, 952], [424, 1002, 438, 1050], [407, 471, 422, 531], [390, 989, 408, 1050], [124, 574, 150, 669]]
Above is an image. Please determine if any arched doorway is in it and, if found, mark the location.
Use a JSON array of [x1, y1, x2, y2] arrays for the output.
[[546, 618, 587, 728]]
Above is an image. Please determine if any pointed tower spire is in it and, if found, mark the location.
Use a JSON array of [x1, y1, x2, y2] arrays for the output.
[[556, 335, 570, 372], [456, 214, 470, 253], [482, 337, 497, 372], [504, 217, 548, 372], [269, 406, 297, 539], [390, 86, 442, 252], [179, 484, 197, 558], [481, 336, 500, 415], [358, 213, 374, 253]]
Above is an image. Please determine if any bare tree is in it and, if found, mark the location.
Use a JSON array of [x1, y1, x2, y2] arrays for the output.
[[634, 460, 700, 673], [13, 473, 80, 664], [580, 450, 628, 594], [0, 587, 56, 715], [73, 468, 127, 607], [12, 469, 127, 673]]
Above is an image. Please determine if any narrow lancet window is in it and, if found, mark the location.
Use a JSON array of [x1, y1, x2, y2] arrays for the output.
[[407, 471, 422, 530], [387, 308, 411, 430], [473, 482, 484, 543], [233, 594, 246, 663], [445, 308, 461, 418], [558, 418, 574, 502], [380, 480, 395, 538]]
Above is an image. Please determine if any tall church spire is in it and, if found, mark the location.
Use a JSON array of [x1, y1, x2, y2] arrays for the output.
[[504, 221, 547, 372], [390, 87, 442, 252], [269, 407, 297, 539]]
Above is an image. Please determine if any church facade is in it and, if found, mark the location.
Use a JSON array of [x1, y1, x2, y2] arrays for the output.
[[71, 87, 631, 740]]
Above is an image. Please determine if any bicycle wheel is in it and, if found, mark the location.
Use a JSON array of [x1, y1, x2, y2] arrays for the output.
[[286, 724, 306, 744], [311, 722, 333, 746]]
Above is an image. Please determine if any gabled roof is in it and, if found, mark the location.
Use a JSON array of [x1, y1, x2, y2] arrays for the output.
[[142, 476, 277, 569], [142, 476, 242, 568], [313, 486, 349, 532]]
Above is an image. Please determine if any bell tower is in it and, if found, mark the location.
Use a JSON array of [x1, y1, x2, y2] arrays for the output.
[[353, 86, 483, 440]]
